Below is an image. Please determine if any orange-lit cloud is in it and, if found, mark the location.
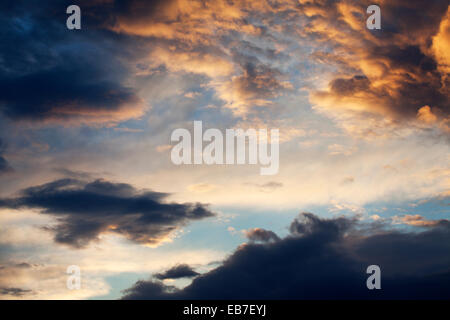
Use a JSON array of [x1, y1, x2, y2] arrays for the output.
[[393, 214, 449, 227], [304, 0, 450, 137]]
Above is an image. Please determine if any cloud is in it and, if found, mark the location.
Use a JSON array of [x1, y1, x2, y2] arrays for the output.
[[431, 6, 450, 78], [88, 0, 449, 129], [154, 264, 200, 280], [2, 0, 447, 131], [244, 181, 284, 193], [304, 0, 450, 136], [187, 183, 217, 193], [0, 66, 145, 125], [0, 179, 215, 248], [0, 139, 11, 174], [212, 61, 293, 115], [0, 259, 110, 300], [0, 205, 224, 299], [0, 287, 33, 297], [89, 0, 298, 117], [244, 228, 280, 242], [393, 214, 450, 227], [0, 1, 146, 126], [122, 213, 450, 299], [102, 0, 267, 41]]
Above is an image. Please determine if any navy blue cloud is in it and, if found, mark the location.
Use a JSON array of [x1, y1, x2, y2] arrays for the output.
[[0, 0, 144, 124], [0, 179, 215, 248], [122, 213, 450, 299]]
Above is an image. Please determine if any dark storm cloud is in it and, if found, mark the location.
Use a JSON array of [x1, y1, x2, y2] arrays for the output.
[[122, 213, 450, 299], [0, 179, 215, 248], [154, 264, 200, 280], [0, 0, 145, 125], [0, 65, 143, 123]]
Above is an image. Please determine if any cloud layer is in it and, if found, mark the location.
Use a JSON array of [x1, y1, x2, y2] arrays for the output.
[[123, 213, 450, 299]]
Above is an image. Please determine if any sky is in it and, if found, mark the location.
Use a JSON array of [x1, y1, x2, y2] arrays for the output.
[[0, 0, 449, 299]]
